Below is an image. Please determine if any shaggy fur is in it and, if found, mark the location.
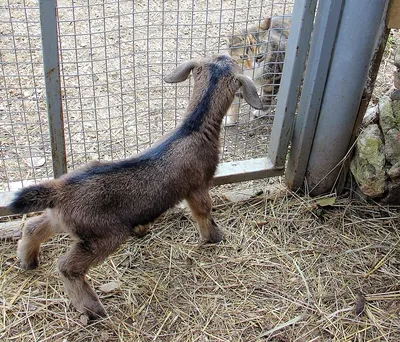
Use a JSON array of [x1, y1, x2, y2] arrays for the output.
[[7, 54, 262, 319]]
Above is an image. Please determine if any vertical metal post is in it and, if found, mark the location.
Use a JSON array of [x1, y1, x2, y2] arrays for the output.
[[267, 0, 318, 168], [285, 0, 344, 189], [304, 0, 389, 195], [39, 0, 67, 178]]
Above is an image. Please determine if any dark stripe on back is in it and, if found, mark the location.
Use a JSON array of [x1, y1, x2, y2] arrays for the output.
[[66, 59, 232, 185], [180, 59, 231, 132]]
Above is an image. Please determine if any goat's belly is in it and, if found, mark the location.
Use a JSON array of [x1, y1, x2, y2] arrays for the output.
[[124, 191, 184, 233]]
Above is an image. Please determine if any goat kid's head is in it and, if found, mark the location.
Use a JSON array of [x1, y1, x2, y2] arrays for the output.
[[164, 54, 263, 110]]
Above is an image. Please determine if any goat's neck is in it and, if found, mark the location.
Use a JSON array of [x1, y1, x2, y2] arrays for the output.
[[184, 89, 234, 142], [201, 101, 232, 140]]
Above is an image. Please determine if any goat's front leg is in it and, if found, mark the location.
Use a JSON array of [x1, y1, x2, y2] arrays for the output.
[[186, 188, 224, 243], [58, 233, 128, 319], [17, 212, 56, 270]]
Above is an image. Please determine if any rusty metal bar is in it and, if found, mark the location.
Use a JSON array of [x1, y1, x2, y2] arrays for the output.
[[39, 0, 67, 178]]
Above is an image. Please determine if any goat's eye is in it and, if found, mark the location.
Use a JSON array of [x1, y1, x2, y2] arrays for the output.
[[240, 54, 248, 60], [196, 66, 203, 74]]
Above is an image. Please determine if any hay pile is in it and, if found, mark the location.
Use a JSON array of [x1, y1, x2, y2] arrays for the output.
[[0, 183, 399, 341]]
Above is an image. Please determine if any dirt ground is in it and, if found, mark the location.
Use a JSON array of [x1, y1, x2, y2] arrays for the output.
[[0, 0, 293, 191]]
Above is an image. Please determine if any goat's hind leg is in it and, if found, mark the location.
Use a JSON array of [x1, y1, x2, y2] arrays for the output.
[[58, 232, 128, 319], [186, 188, 224, 243], [17, 211, 56, 270]]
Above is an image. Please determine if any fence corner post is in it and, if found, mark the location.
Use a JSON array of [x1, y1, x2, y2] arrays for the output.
[[294, 0, 390, 195], [39, 0, 67, 178]]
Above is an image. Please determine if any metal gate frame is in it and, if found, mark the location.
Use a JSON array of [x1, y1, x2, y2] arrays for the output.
[[40, 0, 319, 187], [207, 0, 318, 184], [1, 0, 389, 214], [0, 0, 318, 215]]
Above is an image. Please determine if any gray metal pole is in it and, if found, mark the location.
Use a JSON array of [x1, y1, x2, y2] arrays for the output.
[[39, 0, 67, 178], [304, 0, 389, 195], [285, 0, 344, 189], [267, 0, 318, 168]]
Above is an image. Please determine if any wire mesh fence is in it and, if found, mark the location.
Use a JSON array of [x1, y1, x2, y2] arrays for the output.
[[0, 0, 294, 191]]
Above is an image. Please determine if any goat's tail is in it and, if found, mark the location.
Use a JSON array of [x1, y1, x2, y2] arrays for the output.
[[7, 182, 58, 214]]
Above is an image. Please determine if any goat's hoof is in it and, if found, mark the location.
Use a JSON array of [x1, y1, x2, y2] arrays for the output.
[[77, 300, 107, 320], [85, 306, 107, 321], [206, 229, 224, 244], [17, 245, 39, 270], [19, 258, 39, 270]]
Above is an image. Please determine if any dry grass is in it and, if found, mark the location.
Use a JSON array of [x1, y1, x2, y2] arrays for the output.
[[1, 183, 399, 341]]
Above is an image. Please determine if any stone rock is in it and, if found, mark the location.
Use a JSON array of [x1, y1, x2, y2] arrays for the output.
[[222, 188, 263, 203], [0, 221, 21, 240], [362, 104, 379, 126], [379, 97, 400, 165], [379, 96, 394, 132], [381, 179, 400, 204], [388, 162, 400, 180], [390, 89, 400, 101], [350, 124, 386, 197], [352, 81, 400, 203], [394, 70, 400, 90], [394, 46, 400, 68], [393, 46, 400, 88], [383, 129, 400, 166]]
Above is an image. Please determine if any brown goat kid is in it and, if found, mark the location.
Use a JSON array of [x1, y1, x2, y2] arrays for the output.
[[7, 54, 263, 319]]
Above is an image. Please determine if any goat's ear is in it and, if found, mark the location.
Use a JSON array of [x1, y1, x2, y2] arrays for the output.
[[235, 75, 263, 109], [164, 60, 199, 83]]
